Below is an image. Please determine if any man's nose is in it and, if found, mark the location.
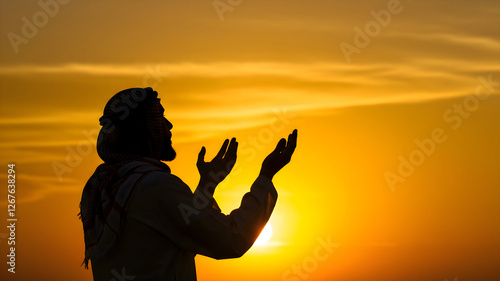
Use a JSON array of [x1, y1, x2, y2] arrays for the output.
[[164, 118, 173, 130]]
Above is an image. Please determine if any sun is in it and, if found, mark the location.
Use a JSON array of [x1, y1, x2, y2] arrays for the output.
[[254, 223, 273, 246]]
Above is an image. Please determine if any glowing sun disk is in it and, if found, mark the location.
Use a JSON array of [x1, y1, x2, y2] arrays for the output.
[[254, 223, 273, 246]]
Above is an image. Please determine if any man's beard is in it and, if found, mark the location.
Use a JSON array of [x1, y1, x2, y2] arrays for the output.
[[161, 140, 176, 161]]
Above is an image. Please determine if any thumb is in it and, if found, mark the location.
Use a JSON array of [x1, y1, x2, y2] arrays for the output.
[[197, 146, 206, 164]]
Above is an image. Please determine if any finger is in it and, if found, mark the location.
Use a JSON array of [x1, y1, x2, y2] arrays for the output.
[[225, 138, 238, 160], [273, 138, 287, 154], [197, 146, 206, 165], [288, 129, 298, 150], [284, 130, 298, 157], [215, 139, 229, 159], [225, 141, 238, 171]]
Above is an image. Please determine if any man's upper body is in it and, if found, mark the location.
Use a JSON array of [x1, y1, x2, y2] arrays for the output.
[[79, 88, 297, 281], [90, 158, 277, 281]]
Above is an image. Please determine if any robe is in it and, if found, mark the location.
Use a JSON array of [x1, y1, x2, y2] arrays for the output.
[[89, 158, 277, 281]]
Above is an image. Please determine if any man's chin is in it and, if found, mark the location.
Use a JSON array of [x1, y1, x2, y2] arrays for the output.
[[161, 146, 177, 161]]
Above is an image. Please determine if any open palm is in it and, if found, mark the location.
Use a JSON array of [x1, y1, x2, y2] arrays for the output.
[[197, 138, 238, 186]]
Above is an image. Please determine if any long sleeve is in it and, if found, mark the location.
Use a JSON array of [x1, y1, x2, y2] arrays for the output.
[[128, 171, 278, 259]]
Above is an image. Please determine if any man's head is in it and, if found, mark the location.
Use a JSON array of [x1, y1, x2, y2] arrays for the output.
[[96, 87, 176, 163]]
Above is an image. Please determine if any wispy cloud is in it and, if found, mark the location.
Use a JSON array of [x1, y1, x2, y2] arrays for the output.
[[1, 60, 496, 146], [0, 173, 80, 206], [386, 32, 500, 51]]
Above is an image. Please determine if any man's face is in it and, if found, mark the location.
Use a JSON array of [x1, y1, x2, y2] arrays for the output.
[[160, 105, 176, 161]]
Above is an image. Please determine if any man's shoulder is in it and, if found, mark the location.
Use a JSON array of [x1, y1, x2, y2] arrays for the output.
[[139, 169, 177, 183], [124, 158, 171, 174], [136, 169, 190, 194]]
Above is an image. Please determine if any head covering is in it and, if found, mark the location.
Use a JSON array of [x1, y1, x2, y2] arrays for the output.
[[97, 87, 166, 163], [79, 87, 170, 268]]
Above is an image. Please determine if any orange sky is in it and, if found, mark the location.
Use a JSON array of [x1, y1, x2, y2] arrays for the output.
[[1, 0, 499, 280]]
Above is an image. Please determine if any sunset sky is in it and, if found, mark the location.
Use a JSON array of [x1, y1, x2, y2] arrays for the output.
[[1, 0, 499, 280]]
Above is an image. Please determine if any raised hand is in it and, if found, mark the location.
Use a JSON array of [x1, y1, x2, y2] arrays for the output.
[[197, 138, 238, 188], [260, 129, 298, 180]]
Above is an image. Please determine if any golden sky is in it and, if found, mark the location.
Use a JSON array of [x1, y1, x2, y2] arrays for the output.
[[0, 0, 499, 280]]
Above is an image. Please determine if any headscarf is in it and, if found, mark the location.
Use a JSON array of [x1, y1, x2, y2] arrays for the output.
[[79, 87, 170, 268], [97, 87, 165, 163]]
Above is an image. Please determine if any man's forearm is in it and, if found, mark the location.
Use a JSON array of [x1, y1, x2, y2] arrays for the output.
[[195, 178, 218, 195]]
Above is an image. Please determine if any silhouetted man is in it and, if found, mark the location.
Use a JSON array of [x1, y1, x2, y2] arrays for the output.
[[79, 88, 297, 281]]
